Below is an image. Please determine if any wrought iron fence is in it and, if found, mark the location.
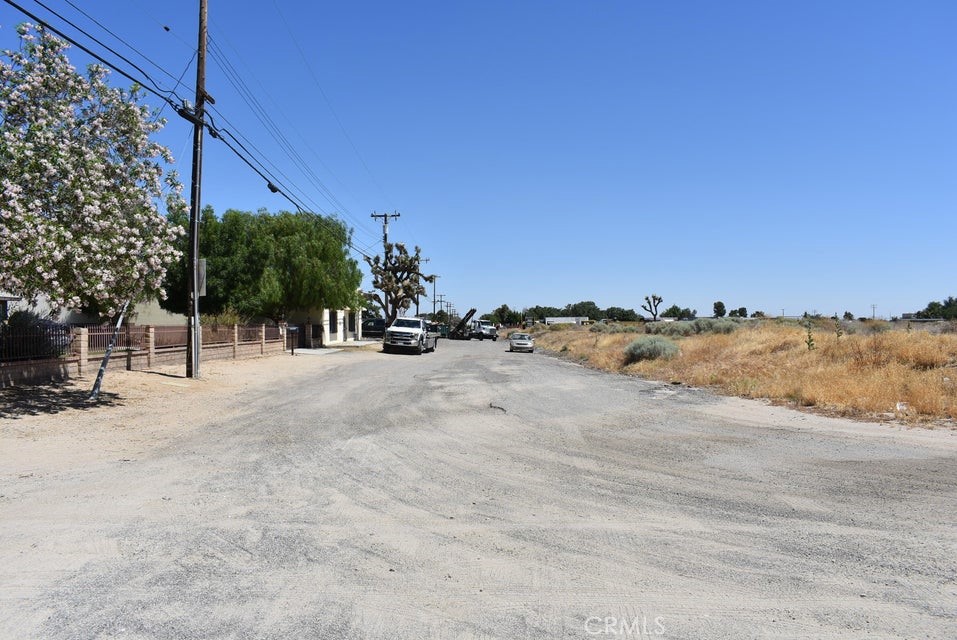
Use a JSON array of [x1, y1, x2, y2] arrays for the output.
[[0, 324, 75, 362]]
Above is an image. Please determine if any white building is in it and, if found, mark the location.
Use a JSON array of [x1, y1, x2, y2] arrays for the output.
[[544, 316, 591, 326]]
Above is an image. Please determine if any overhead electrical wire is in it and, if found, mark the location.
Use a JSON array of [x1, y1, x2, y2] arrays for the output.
[[205, 27, 381, 242], [205, 35, 379, 243], [2, 0, 377, 260], [269, 0, 395, 210], [265, 0, 413, 252], [28, 0, 184, 103], [61, 0, 192, 97]]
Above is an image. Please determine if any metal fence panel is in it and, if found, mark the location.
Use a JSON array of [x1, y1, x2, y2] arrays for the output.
[[0, 326, 74, 361]]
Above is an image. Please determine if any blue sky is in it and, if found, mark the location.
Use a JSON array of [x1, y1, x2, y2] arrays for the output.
[[2, 1, 955, 319]]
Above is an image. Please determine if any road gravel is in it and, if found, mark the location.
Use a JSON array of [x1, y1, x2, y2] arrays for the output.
[[2, 339, 956, 639]]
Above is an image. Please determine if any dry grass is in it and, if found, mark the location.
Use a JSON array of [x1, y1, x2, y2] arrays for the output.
[[532, 322, 957, 425]]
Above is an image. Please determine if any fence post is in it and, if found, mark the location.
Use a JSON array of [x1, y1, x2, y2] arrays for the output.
[[147, 326, 155, 368], [76, 327, 88, 376], [233, 324, 238, 359], [260, 324, 266, 354]]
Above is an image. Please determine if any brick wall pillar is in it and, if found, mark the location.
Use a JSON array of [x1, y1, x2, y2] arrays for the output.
[[76, 327, 88, 375], [146, 326, 155, 369]]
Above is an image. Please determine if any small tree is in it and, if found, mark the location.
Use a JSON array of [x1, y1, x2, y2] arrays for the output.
[[605, 306, 639, 322], [662, 305, 696, 320], [642, 294, 663, 321], [490, 304, 521, 326], [713, 301, 726, 318]]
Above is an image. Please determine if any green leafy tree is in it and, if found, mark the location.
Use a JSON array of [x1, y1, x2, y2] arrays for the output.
[[489, 304, 522, 326], [563, 300, 602, 320], [713, 301, 726, 318], [1, 24, 185, 316], [662, 305, 696, 320], [524, 305, 562, 322], [605, 306, 639, 321], [915, 296, 957, 320], [162, 209, 361, 322], [255, 212, 361, 322]]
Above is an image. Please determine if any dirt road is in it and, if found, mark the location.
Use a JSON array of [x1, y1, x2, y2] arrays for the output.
[[2, 339, 955, 638]]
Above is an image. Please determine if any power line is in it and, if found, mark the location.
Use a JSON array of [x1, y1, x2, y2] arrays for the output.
[[61, 0, 192, 96], [3, 0, 180, 109], [4, 0, 382, 259], [205, 34, 379, 242], [269, 0, 394, 210]]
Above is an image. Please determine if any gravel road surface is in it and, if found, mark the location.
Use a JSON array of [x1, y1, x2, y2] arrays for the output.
[[2, 338, 956, 639]]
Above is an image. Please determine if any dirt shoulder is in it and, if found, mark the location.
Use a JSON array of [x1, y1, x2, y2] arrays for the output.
[[0, 351, 342, 475]]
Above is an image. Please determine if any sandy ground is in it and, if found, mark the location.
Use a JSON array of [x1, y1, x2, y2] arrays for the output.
[[2, 342, 956, 639], [0, 352, 331, 475]]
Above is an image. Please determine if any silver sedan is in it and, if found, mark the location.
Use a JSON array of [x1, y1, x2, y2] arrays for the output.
[[508, 332, 534, 353]]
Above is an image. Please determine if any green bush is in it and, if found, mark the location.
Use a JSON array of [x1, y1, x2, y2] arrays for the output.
[[646, 321, 694, 337], [624, 336, 679, 363], [201, 306, 245, 328], [592, 322, 644, 334], [647, 318, 738, 336], [692, 318, 737, 334]]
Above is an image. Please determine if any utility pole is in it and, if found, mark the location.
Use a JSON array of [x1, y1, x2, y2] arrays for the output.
[[186, 0, 209, 379], [371, 210, 400, 319], [432, 277, 441, 316], [415, 257, 430, 317]]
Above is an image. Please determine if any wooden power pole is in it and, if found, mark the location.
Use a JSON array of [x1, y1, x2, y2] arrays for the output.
[[370, 211, 400, 319], [186, 0, 209, 378]]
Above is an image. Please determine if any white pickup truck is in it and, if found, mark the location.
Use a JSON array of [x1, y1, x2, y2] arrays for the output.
[[383, 317, 438, 354]]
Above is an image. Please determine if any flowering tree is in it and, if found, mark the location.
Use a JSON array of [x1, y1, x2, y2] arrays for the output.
[[0, 24, 185, 318]]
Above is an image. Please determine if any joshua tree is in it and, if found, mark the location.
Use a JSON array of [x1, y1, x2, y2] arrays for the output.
[[642, 294, 663, 321]]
